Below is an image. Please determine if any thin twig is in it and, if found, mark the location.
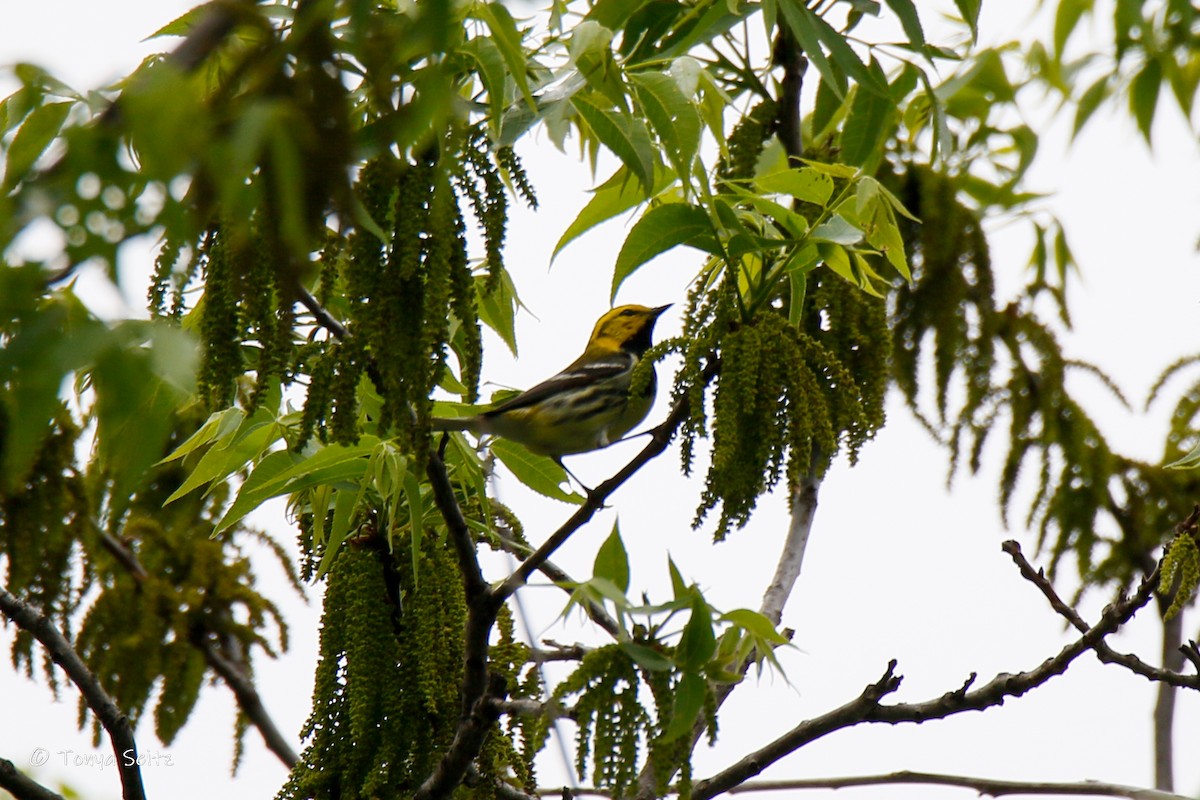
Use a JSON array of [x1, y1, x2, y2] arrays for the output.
[[691, 554, 1162, 800], [1001, 540, 1200, 691], [0, 588, 145, 800], [724, 770, 1189, 799]]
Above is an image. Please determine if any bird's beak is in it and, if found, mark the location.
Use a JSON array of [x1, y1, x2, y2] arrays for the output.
[[651, 304, 672, 317]]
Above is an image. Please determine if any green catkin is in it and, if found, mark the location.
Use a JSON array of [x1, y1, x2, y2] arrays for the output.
[[196, 228, 243, 410]]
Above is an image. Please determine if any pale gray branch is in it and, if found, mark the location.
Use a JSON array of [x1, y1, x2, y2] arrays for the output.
[[725, 770, 1189, 800]]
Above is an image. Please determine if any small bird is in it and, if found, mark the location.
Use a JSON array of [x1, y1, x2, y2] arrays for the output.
[[434, 304, 671, 461]]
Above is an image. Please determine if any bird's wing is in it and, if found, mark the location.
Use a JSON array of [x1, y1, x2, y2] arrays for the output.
[[481, 352, 633, 417]]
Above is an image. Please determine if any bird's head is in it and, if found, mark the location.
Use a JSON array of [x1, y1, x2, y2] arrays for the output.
[[586, 304, 671, 356]]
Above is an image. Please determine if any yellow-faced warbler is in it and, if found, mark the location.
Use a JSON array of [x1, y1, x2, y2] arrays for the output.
[[434, 304, 671, 460]]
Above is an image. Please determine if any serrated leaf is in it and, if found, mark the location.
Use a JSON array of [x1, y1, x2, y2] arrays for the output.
[[316, 486, 361, 578], [570, 94, 656, 190], [841, 63, 895, 167], [464, 36, 509, 134], [803, 4, 889, 98], [778, 1, 844, 100], [755, 167, 835, 206], [811, 216, 863, 246], [631, 70, 702, 182], [213, 441, 376, 534], [553, 164, 673, 260], [477, 2, 537, 111], [491, 439, 584, 504], [883, 0, 926, 49], [612, 202, 717, 300], [594, 521, 630, 593]]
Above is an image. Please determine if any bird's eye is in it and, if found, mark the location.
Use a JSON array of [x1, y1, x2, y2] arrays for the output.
[[620, 309, 636, 317]]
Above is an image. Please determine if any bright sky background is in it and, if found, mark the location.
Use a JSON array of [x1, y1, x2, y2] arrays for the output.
[[1, 2, 1198, 799]]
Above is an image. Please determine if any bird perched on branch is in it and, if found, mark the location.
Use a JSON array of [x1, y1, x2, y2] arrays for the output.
[[434, 304, 671, 461]]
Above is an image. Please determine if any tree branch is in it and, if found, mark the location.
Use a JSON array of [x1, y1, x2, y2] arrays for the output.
[[691, 545, 1162, 800], [192, 630, 299, 766], [1001, 540, 1200, 691], [0, 758, 66, 800], [724, 771, 1191, 799], [760, 471, 819, 625], [490, 527, 621, 639], [0, 588, 146, 800]]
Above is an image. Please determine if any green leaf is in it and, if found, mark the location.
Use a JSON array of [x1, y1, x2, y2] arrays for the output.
[[1072, 75, 1110, 139], [841, 60, 896, 167], [667, 556, 688, 600], [570, 93, 656, 190], [755, 167, 835, 206], [594, 521, 630, 593], [811, 64, 849, 139], [1130, 59, 1162, 144], [778, 1, 844, 100], [662, 672, 706, 740], [630, 70, 702, 182], [491, 439, 584, 504], [570, 21, 627, 109], [620, 642, 673, 671], [883, 0, 926, 49], [811, 215, 863, 246], [678, 595, 716, 670], [1166, 441, 1200, 469], [553, 164, 673, 260], [159, 408, 245, 465], [2, 100, 71, 190], [463, 36, 509, 134], [1053, 0, 1092, 57], [163, 414, 280, 504], [214, 440, 377, 535], [477, 271, 521, 356], [953, 0, 981, 41], [316, 486, 362, 578], [720, 609, 790, 644], [612, 202, 717, 300], [802, 4, 889, 98], [477, 2, 537, 111]]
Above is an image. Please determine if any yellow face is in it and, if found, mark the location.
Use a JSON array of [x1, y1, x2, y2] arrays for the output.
[[588, 304, 670, 354]]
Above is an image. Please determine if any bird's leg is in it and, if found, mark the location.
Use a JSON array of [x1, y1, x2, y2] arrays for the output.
[[553, 456, 603, 504]]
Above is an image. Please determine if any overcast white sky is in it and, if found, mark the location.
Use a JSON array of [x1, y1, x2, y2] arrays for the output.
[[2, 2, 1199, 799]]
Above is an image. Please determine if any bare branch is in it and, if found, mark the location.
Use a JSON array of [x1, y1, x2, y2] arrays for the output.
[[193, 631, 299, 766], [0, 758, 66, 800], [0, 587, 145, 800], [1002, 540, 1200, 691], [692, 662, 904, 800], [724, 771, 1190, 800], [693, 550, 1162, 800], [760, 472, 820, 625], [531, 641, 592, 662]]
